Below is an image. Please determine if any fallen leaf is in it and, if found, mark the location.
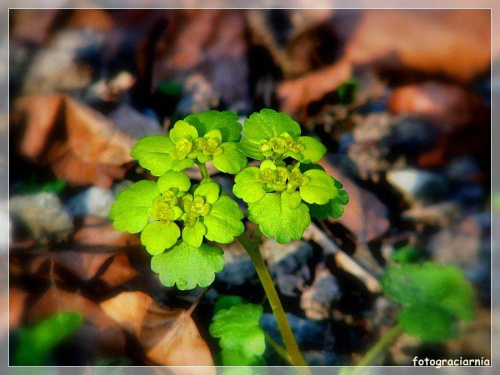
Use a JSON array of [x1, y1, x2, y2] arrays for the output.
[[388, 82, 486, 132], [276, 59, 352, 119], [9, 287, 29, 329], [72, 216, 141, 249], [28, 286, 126, 358], [16, 94, 64, 159], [13, 95, 136, 188], [152, 9, 249, 109], [100, 291, 215, 370], [343, 9, 491, 82], [249, 9, 490, 117], [65, 9, 115, 31], [30, 251, 137, 290], [10, 9, 60, 44], [25, 217, 140, 289], [319, 160, 390, 243], [388, 82, 490, 167]]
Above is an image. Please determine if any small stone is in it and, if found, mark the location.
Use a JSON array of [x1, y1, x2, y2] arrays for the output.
[[300, 265, 341, 321], [260, 238, 313, 272], [108, 104, 162, 139], [66, 186, 115, 218], [304, 350, 340, 366], [260, 313, 328, 347], [387, 168, 449, 202], [444, 156, 483, 183], [216, 241, 256, 287], [428, 212, 490, 294], [10, 192, 73, 244], [23, 29, 105, 94], [260, 238, 313, 296]]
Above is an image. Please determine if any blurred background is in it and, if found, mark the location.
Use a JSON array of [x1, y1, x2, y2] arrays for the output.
[[3, 7, 495, 369]]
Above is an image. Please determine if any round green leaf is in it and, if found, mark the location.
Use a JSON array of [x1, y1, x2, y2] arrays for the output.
[[170, 158, 195, 171], [248, 193, 310, 244], [204, 196, 245, 244], [194, 181, 221, 204], [182, 220, 207, 247], [185, 110, 242, 142], [239, 139, 265, 160], [140, 221, 180, 255], [300, 169, 338, 205], [398, 305, 457, 342], [210, 304, 265, 358], [109, 180, 159, 233], [151, 241, 224, 290], [308, 189, 348, 219], [220, 349, 266, 367], [281, 190, 302, 208], [169, 120, 198, 142], [290, 136, 326, 163], [233, 167, 267, 203], [212, 142, 248, 174], [130, 136, 175, 176], [157, 170, 191, 195], [243, 109, 301, 143], [204, 129, 223, 142]]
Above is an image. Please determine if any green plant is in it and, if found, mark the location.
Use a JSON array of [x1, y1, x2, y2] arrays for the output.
[[345, 262, 474, 375], [110, 108, 475, 370], [110, 109, 347, 368], [11, 312, 82, 366]]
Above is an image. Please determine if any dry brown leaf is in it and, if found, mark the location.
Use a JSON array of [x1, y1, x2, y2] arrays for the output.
[[29, 286, 126, 357], [65, 9, 115, 31], [30, 251, 137, 289], [100, 291, 215, 370], [9, 287, 29, 329], [13, 95, 136, 188], [152, 9, 249, 107], [72, 216, 141, 249], [319, 161, 390, 243], [251, 9, 489, 117], [10, 9, 60, 44], [343, 9, 491, 82], [388, 82, 486, 132], [388, 82, 489, 167], [16, 94, 64, 159], [25, 217, 139, 289], [276, 59, 352, 118]]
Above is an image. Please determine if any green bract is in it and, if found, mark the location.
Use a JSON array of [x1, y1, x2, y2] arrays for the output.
[[382, 262, 474, 342], [110, 171, 189, 254], [131, 111, 247, 175], [240, 109, 326, 163], [233, 160, 341, 243], [181, 181, 245, 247], [110, 173, 244, 255], [151, 241, 224, 290], [210, 302, 266, 358], [110, 170, 244, 290]]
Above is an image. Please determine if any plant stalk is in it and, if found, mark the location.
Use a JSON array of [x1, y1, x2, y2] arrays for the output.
[[345, 324, 403, 375], [237, 232, 309, 369], [198, 162, 210, 180]]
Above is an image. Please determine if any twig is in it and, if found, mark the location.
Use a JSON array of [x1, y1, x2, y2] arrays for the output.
[[303, 223, 381, 293]]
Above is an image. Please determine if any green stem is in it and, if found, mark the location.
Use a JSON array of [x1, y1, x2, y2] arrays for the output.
[[346, 324, 403, 375], [198, 162, 209, 180], [237, 232, 308, 369], [264, 332, 293, 365]]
